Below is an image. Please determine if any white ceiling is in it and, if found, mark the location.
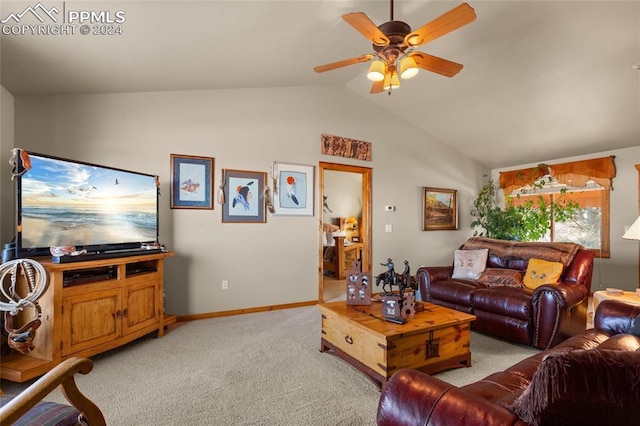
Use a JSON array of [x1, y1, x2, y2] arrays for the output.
[[1, 0, 639, 168]]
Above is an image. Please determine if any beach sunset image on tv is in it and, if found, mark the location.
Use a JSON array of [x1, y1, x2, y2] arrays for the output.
[[20, 154, 158, 249]]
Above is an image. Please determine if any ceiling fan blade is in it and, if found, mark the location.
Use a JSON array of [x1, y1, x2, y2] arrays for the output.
[[343, 12, 390, 46], [411, 52, 464, 77], [313, 54, 374, 73], [370, 79, 386, 94], [404, 3, 476, 47]]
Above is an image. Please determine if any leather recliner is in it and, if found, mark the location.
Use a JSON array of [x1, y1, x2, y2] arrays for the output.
[[377, 300, 640, 426]]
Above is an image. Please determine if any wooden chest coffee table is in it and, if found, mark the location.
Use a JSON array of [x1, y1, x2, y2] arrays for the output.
[[319, 300, 475, 389]]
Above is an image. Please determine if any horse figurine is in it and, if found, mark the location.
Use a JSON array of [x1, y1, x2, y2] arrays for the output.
[[376, 259, 416, 295], [375, 258, 396, 294], [375, 270, 398, 294]]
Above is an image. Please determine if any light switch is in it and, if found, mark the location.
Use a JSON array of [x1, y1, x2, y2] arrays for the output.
[[385, 224, 393, 233]]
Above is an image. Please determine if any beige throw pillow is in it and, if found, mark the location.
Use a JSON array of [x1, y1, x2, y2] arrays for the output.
[[451, 249, 488, 280]]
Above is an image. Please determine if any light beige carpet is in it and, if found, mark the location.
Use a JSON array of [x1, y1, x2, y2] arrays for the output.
[[2, 305, 539, 425]]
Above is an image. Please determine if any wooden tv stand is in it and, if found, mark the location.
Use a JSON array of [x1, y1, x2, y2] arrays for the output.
[[1, 251, 174, 383]]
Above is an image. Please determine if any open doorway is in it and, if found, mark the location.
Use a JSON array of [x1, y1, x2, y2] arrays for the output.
[[318, 162, 372, 303]]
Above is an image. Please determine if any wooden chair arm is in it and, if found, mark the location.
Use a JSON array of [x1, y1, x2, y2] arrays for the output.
[[0, 357, 106, 426]]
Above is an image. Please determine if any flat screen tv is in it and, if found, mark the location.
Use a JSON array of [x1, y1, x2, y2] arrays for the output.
[[13, 150, 159, 258]]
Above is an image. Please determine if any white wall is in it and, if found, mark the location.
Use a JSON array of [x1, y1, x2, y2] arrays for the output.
[[323, 170, 362, 224], [493, 145, 640, 292], [12, 86, 486, 315], [0, 85, 15, 246]]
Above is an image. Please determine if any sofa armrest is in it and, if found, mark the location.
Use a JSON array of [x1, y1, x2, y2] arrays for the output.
[[561, 249, 595, 285], [377, 369, 522, 426], [531, 281, 589, 349], [595, 299, 640, 335], [415, 266, 453, 302]]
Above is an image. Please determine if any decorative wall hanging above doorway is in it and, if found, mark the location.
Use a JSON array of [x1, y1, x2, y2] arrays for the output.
[[321, 134, 372, 161]]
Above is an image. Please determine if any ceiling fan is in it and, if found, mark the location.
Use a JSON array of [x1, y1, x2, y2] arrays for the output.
[[313, 1, 476, 94]]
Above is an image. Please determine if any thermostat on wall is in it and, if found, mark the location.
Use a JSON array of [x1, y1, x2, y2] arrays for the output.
[[385, 205, 395, 212]]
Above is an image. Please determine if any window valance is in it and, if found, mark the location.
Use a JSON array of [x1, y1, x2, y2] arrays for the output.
[[499, 156, 616, 194]]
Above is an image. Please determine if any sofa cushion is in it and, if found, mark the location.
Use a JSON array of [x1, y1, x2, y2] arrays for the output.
[[597, 333, 640, 351], [473, 287, 532, 320], [509, 349, 640, 426], [478, 268, 524, 288], [430, 279, 480, 306], [0, 396, 82, 426], [523, 259, 563, 289], [451, 249, 488, 279]]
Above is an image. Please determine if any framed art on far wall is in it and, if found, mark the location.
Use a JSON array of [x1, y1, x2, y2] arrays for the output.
[[423, 187, 458, 231], [272, 162, 314, 216], [222, 169, 267, 223], [170, 154, 214, 209]]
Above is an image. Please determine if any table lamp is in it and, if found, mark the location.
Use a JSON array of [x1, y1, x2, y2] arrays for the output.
[[623, 216, 640, 240], [346, 217, 358, 242], [624, 215, 640, 294]]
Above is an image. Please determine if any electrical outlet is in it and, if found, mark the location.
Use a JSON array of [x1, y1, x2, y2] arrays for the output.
[[222, 280, 229, 290]]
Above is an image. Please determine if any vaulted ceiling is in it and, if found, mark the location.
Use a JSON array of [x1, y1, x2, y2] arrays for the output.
[[2, 1, 639, 168]]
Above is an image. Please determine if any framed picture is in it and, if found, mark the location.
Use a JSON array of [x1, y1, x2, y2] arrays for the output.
[[222, 169, 266, 223], [170, 154, 214, 209], [423, 187, 458, 231], [272, 162, 314, 216]]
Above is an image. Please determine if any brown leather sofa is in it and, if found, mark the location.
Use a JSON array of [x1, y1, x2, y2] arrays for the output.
[[377, 300, 640, 426], [416, 238, 595, 350]]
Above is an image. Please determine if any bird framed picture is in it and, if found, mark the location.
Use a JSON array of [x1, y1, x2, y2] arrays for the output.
[[271, 162, 314, 216], [222, 169, 267, 223], [170, 154, 214, 209]]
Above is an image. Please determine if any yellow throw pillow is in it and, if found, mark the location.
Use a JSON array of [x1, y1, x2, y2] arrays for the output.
[[523, 258, 563, 290]]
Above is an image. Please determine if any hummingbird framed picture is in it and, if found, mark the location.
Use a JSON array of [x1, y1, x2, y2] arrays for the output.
[[271, 162, 315, 216]]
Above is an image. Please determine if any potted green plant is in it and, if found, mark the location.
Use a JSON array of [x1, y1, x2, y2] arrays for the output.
[[471, 179, 579, 241]]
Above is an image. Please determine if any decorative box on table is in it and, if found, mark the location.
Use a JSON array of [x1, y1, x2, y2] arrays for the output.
[[346, 260, 371, 305]]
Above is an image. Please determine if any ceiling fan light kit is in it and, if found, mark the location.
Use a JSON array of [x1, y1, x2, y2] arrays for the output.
[[367, 60, 386, 82], [314, 1, 477, 94], [399, 55, 419, 79], [383, 67, 400, 91]]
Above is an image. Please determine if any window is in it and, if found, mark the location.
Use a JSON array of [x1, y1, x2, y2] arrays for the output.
[[511, 186, 610, 258]]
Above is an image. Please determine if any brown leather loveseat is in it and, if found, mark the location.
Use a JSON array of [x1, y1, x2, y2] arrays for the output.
[[416, 237, 595, 350], [377, 300, 640, 426]]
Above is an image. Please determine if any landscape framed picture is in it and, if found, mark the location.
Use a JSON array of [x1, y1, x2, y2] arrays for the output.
[[423, 187, 458, 231], [222, 169, 266, 223], [273, 162, 314, 216], [170, 154, 214, 209]]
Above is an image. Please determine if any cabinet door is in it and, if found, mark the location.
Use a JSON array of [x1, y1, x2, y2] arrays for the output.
[[62, 288, 122, 357], [123, 280, 158, 336]]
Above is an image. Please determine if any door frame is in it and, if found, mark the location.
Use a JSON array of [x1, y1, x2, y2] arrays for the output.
[[318, 161, 372, 302]]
